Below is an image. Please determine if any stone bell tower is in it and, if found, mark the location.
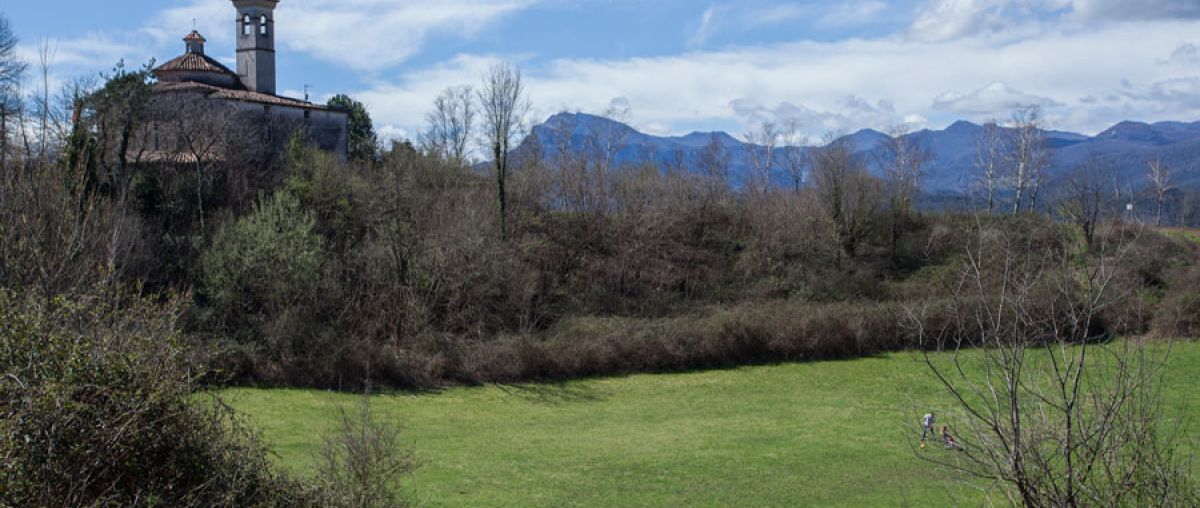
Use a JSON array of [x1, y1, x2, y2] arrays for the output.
[[233, 0, 278, 95]]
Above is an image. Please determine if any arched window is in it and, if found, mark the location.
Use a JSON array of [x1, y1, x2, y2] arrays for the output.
[[242, 14, 251, 36], [259, 15, 268, 36]]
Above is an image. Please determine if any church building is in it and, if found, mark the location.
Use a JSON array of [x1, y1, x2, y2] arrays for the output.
[[150, 0, 348, 159]]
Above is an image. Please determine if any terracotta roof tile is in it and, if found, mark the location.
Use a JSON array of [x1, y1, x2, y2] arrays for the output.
[[153, 81, 338, 111], [154, 52, 237, 76]]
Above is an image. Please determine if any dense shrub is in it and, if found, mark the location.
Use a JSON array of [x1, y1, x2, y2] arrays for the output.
[[0, 288, 330, 506], [1152, 265, 1200, 338], [197, 190, 325, 365]]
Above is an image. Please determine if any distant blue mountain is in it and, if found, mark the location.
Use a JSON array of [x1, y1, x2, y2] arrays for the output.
[[518, 113, 1200, 194]]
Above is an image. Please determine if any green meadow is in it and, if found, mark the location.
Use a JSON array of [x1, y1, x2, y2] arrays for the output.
[[223, 341, 1200, 507]]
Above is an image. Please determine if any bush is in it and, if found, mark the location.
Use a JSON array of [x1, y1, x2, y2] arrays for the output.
[[1152, 265, 1200, 338], [0, 288, 327, 506], [317, 394, 417, 508], [198, 190, 325, 340]]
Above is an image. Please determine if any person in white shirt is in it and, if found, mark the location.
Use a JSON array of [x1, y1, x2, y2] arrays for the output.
[[921, 413, 936, 443]]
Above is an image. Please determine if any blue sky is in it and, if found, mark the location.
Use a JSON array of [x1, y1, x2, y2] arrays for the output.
[[5, 0, 1200, 144]]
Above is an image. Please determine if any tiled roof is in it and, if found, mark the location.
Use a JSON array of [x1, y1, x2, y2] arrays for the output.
[[140, 150, 223, 165], [183, 30, 206, 43], [154, 52, 237, 76], [153, 81, 337, 111]]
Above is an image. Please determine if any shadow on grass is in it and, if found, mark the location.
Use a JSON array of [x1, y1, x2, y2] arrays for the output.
[[494, 381, 610, 406]]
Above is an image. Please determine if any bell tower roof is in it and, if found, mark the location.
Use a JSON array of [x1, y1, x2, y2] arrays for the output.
[[183, 30, 206, 54]]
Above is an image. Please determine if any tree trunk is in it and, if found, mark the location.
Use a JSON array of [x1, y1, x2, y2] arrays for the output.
[[0, 106, 7, 170], [494, 142, 508, 240]]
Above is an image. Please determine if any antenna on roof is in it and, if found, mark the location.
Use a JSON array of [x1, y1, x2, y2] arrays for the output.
[[193, 18, 197, 30], [304, 84, 310, 103]]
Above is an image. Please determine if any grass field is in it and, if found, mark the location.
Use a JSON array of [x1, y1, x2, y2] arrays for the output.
[[223, 341, 1200, 507]]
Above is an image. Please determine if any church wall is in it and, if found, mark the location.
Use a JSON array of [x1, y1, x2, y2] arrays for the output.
[[158, 70, 240, 89], [234, 102, 348, 159]]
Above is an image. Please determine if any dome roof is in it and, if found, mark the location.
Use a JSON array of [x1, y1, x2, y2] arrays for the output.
[[155, 52, 234, 75]]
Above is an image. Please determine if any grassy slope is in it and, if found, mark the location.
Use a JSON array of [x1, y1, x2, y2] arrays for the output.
[[223, 342, 1199, 507]]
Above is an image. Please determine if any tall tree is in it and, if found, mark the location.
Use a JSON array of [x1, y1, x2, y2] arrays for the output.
[[478, 62, 530, 240], [420, 85, 475, 168], [696, 133, 731, 202], [975, 121, 1005, 214], [780, 119, 808, 195], [1007, 105, 1048, 214], [878, 124, 930, 260], [327, 94, 378, 162], [744, 121, 780, 196], [1147, 158, 1173, 227], [0, 14, 28, 168], [810, 135, 882, 263], [1056, 157, 1110, 249]]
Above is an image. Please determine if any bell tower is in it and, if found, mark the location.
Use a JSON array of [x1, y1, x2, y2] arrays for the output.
[[233, 0, 278, 95]]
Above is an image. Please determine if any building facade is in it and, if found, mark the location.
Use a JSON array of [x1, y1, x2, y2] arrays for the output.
[[151, 0, 348, 159]]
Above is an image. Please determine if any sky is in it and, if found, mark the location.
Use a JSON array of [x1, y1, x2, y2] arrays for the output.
[[4, 0, 1200, 144]]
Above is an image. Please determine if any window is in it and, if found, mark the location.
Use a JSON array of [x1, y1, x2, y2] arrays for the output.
[[260, 15, 268, 36], [242, 15, 251, 36]]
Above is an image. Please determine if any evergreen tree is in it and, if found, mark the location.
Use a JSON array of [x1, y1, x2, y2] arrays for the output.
[[327, 94, 378, 162]]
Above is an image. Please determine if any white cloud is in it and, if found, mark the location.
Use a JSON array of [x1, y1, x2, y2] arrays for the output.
[[16, 34, 142, 70], [1070, 0, 1200, 21], [348, 13, 1200, 140], [819, 1, 889, 26], [907, 0, 1018, 42], [907, 0, 1200, 42], [731, 96, 913, 140], [685, 1, 895, 48], [688, 5, 723, 47], [152, 0, 231, 47], [1168, 43, 1200, 65], [933, 81, 1064, 116], [1124, 76, 1200, 110], [151, 0, 537, 72]]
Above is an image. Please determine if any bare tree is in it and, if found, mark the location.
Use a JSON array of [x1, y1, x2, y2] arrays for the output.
[[1146, 158, 1173, 227], [810, 134, 882, 263], [540, 111, 589, 212], [1056, 157, 1110, 249], [908, 222, 1194, 506], [745, 121, 780, 196], [151, 92, 257, 238], [975, 121, 1006, 214], [0, 14, 27, 169], [696, 133, 731, 203], [1008, 106, 1049, 214], [478, 62, 530, 239], [1177, 190, 1199, 228], [780, 119, 808, 194], [420, 85, 475, 168], [663, 146, 687, 177], [579, 103, 633, 213], [878, 124, 930, 258], [34, 41, 56, 163]]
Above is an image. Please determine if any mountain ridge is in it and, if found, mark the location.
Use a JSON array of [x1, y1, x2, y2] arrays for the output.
[[519, 113, 1200, 193]]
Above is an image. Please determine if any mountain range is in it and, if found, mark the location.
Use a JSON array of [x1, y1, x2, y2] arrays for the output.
[[521, 113, 1200, 195]]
